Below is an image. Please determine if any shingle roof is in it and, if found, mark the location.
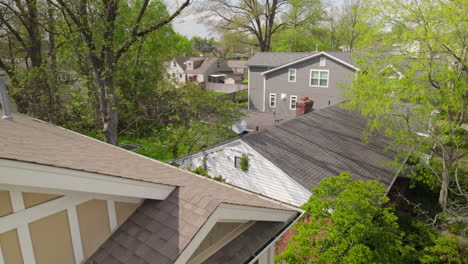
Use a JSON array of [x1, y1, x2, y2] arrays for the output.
[[246, 51, 354, 68], [242, 104, 399, 191], [0, 111, 299, 263], [226, 60, 247, 69]]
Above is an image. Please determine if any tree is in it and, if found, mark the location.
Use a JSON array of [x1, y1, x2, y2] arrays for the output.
[[345, 0, 467, 220], [53, 0, 191, 145], [0, 0, 63, 121], [202, 0, 322, 52], [190, 36, 217, 53], [159, 83, 243, 158], [277, 172, 406, 263]]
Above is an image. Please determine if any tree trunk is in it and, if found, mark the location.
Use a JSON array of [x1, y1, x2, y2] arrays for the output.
[[438, 152, 453, 210]]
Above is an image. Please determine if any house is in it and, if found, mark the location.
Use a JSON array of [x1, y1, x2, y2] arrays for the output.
[[166, 57, 233, 84], [0, 110, 302, 263], [226, 60, 247, 75], [246, 51, 359, 119], [174, 104, 402, 207]]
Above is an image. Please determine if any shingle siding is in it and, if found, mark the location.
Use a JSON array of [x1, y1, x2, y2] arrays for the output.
[[248, 66, 269, 111], [264, 55, 356, 113]]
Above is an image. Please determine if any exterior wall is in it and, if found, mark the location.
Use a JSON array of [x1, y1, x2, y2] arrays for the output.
[[29, 210, 75, 264], [166, 59, 186, 83], [174, 139, 310, 206], [0, 229, 23, 264], [0, 190, 12, 216], [264, 55, 355, 115], [76, 199, 111, 259], [248, 66, 269, 111], [0, 187, 141, 264], [191, 222, 243, 259], [23, 192, 62, 208], [115, 201, 139, 226]]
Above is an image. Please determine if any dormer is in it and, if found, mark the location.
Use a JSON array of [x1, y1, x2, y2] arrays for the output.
[[186, 60, 194, 70]]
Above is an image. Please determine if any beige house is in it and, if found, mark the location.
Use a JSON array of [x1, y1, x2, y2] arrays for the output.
[[0, 110, 302, 263]]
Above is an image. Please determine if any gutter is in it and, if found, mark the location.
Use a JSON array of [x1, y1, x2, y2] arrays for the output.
[[246, 209, 306, 264]]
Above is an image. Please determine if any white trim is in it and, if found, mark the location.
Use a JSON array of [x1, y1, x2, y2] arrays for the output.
[[269, 93, 276, 108], [0, 185, 142, 204], [107, 200, 117, 230], [67, 206, 84, 264], [289, 95, 298, 110], [187, 221, 255, 264], [247, 67, 250, 110], [0, 159, 174, 201], [262, 75, 266, 112], [248, 210, 305, 264], [309, 69, 329, 88], [17, 225, 36, 264], [174, 203, 297, 264], [9, 191, 25, 212], [288, 68, 296, 82], [0, 194, 91, 233], [261, 51, 359, 76]]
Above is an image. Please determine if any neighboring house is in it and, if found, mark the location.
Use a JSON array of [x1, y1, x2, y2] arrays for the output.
[[227, 60, 247, 75], [165, 57, 233, 84], [174, 104, 402, 207], [0, 110, 302, 264], [246, 51, 359, 118]]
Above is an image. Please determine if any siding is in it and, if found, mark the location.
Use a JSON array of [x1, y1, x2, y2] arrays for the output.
[[174, 139, 310, 206], [248, 66, 269, 111], [264, 55, 355, 114]]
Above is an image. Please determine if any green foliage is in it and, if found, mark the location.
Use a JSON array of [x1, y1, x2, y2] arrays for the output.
[[276, 172, 407, 264], [190, 36, 217, 53], [419, 235, 466, 264], [240, 154, 249, 172], [188, 166, 227, 183]]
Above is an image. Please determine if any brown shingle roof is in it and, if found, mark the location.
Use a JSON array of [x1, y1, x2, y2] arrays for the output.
[[0, 111, 299, 263]]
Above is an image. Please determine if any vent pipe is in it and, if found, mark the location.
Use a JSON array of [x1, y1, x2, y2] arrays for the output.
[[0, 73, 12, 120]]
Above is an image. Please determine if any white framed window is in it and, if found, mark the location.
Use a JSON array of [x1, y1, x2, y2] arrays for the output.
[[269, 93, 276, 107], [290, 95, 298, 110], [310, 70, 329, 87], [234, 156, 241, 168], [288, 69, 296, 82], [320, 57, 326, 66]]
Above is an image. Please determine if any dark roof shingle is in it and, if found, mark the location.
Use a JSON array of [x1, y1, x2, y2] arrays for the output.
[[246, 51, 354, 68], [242, 104, 399, 191]]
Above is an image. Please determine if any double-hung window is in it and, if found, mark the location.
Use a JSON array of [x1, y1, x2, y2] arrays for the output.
[[288, 69, 296, 82], [269, 93, 276, 107], [310, 70, 329, 87], [290, 95, 298, 110]]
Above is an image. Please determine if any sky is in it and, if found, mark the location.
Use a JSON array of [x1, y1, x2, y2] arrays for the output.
[[169, 0, 345, 40]]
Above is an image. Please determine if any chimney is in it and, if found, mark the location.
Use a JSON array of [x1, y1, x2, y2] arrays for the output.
[[296, 97, 314, 117], [0, 73, 12, 120]]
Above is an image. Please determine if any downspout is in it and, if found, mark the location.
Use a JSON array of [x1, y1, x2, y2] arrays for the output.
[[0, 73, 12, 120]]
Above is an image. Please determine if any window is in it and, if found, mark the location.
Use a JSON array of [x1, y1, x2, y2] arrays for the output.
[[290, 95, 297, 110], [310, 70, 329, 87], [269, 93, 276, 107], [179, 74, 182, 78], [320, 57, 326, 66], [288, 69, 296, 82], [234, 156, 241, 169]]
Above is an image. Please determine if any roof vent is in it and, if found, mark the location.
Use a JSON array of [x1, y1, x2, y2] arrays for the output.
[[120, 143, 141, 152], [0, 73, 12, 120]]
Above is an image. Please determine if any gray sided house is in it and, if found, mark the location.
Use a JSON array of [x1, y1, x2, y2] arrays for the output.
[[174, 105, 402, 207], [246, 51, 358, 118]]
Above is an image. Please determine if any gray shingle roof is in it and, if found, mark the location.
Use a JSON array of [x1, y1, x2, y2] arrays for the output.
[[242, 104, 399, 191], [0, 111, 299, 263], [246, 51, 355, 68]]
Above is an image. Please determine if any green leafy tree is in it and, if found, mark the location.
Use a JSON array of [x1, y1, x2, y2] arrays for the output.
[[345, 0, 467, 219], [276, 172, 407, 264]]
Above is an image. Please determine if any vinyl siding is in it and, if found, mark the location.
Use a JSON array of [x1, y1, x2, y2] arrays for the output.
[[264, 55, 356, 114], [248, 66, 269, 111], [174, 139, 310, 206]]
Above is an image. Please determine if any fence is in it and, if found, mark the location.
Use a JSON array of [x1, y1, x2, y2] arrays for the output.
[[205, 82, 247, 93]]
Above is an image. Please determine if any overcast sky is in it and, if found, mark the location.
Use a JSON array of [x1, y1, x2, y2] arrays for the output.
[[169, 0, 344, 39]]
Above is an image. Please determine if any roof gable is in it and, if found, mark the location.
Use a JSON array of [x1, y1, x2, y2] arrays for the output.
[[260, 51, 359, 76]]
